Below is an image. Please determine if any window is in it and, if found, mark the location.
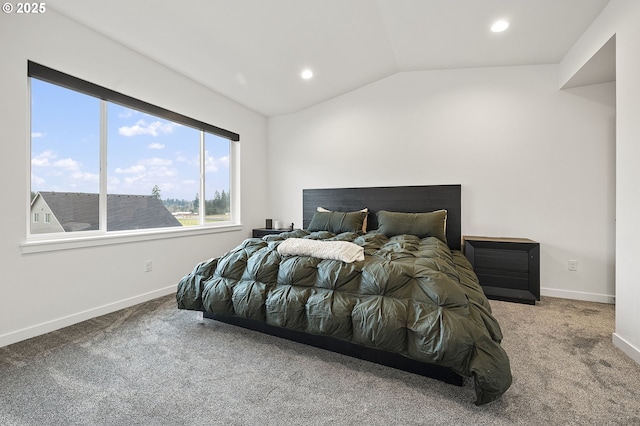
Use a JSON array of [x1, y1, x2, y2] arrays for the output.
[[29, 61, 239, 237]]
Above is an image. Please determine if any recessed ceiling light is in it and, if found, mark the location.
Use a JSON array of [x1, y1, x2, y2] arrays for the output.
[[301, 69, 314, 80], [491, 20, 509, 33]]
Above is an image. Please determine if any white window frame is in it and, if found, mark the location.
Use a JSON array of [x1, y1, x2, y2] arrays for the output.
[[23, 61, 241, 254]]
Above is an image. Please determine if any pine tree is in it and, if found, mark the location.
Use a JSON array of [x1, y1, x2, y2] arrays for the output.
[[151, 185, 161, 199]]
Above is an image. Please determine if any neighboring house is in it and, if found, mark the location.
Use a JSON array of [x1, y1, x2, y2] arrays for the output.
[[30, 192, 181, 234]]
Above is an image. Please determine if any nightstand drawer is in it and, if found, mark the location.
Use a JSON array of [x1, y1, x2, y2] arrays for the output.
[[475, 269, 530, 291], [474, 248, 529, 272]]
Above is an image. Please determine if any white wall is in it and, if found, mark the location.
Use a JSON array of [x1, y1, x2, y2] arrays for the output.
[[268, 65, 615, 304], [0, 10, 268, 347], [560, 0, 640, 364]]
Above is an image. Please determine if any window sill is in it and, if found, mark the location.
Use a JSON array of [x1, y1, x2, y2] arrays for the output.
[[20, 224, 243, 254]]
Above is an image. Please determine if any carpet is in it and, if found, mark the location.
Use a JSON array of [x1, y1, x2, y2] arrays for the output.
[[1, 295, 639, 425]]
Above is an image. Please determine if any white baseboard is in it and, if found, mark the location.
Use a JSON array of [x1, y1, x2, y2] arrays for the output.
[[612, 333, 640, 365], [0, 285, 176, 349], [541, 287, 615, 304]]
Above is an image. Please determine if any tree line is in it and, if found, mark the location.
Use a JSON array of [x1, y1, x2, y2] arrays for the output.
[[162, 190, 230, 216]]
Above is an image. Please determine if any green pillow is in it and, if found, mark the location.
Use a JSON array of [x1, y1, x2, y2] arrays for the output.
[[376, 210, 447, 243], [307, 210, 368, 234]]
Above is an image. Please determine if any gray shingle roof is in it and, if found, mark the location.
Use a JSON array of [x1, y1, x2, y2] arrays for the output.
[[36, 192, 181, 232]]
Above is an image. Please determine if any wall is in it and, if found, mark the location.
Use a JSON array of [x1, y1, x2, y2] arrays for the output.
[[560, 0, 640, 364], [0, 10, 268, 347], [268, 65, 616, 304]]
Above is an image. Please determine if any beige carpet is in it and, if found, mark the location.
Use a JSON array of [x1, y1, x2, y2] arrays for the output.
[[1, 295, 639, 425], [489, 297, 639, 425]]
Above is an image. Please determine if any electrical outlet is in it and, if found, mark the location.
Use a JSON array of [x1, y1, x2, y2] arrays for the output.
[[145, 260, 152, 272], [568, 260, 578, 272]]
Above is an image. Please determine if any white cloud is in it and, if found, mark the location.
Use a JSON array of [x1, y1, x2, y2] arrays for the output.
[[53, 158, 80, 171], [32, 152, 83, 172], [30, 151, 100, 193], [148, 143, 165, 150], [139, 157, 172, 167], [31, 173, 45, 186], [124, 175, 143, 185], [118, 109, 137, 119], [110, 156, 178, 197], [159, 182, 177, 192], [151, 168, 176, 177], [31, 132, 45, 138], [32, 151, 56, 167], [115, 164, 146, 174], [204, 152, 230, 173], [204, 152, 217, 173], [118, 119, 177, 137], [71, 171, 99, 182]]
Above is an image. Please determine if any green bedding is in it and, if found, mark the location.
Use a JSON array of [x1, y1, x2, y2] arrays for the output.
[[176, 230, 512, 405]]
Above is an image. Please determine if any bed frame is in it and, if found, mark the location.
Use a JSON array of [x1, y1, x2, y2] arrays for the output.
[[204, 184, 464, 386]]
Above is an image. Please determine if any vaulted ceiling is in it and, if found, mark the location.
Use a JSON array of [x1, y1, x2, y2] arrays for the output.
[[49, 0, 610, 117]]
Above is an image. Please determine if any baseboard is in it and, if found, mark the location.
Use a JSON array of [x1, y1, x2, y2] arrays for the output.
[[540, 287, 615, 304], [612, 333, 640, 365], [0, 285, 176, 349]]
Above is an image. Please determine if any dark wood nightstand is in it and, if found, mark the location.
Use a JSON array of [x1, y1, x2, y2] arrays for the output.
[[463, 236, 540, 305], [252, 228, 289, 238]]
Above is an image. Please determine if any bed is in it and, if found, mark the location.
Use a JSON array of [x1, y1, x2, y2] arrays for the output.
[[176, 185, 512, 405]]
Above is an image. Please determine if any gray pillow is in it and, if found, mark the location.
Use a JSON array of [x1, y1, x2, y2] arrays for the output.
[[307, 210, 368, 234], [376, 210, 447, 243]]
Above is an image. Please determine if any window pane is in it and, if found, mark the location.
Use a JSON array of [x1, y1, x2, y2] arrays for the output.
[[30, 79, 100, 234], [204, 132, 231, 224], [107, 104, 200, 231], [29, 64, 238, 239]]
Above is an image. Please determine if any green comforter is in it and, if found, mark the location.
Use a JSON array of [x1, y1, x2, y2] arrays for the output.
[[176, 230, 512, 405]]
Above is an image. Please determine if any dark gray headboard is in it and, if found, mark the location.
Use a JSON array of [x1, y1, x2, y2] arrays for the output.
[[302, 185, 462, 250]]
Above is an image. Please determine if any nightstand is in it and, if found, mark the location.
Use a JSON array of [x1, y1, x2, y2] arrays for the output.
[[252, 228, 288, 238], [463, 236, 540, 305]]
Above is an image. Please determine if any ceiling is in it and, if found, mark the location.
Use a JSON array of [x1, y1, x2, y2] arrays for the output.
[[48, 0, 610, 117]]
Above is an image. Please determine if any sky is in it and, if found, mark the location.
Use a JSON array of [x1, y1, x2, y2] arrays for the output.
[[30, 78, 230, 202]]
